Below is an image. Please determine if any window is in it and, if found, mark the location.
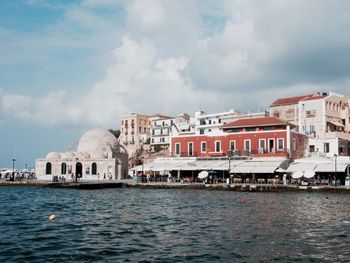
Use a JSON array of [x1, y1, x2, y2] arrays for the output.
[[199, 129, 204, 135], [61, 163, 67, 175], [273, 111, 280, 118], [209, 120, 212, 124], [229, 141, 236, 151], [92, 163, 97, 175], [309, 145, 315, 152], [244, 140, 251, 151], [215, 141, 221, 152], [259, 139, 266, 153], [277, 138, 284, 150], [201, 142, 207, 153], [175, 143, 180, 155], [310, 125, 315, 133], [324, 143, 330, 153], [46, 162, 52, 175], [292, 138, 296, 151], [188, 142, 194, 156]]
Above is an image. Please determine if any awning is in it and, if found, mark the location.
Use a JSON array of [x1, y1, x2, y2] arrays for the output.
[[230, 160, 284, 174], [275, 167, 287, 173], [314, 163, 349, 173], [327, 120, 344, 127], [286, 162, 317, 173]]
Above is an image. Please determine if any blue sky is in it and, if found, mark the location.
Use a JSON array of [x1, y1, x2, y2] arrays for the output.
[[1, 0, 350, 169]]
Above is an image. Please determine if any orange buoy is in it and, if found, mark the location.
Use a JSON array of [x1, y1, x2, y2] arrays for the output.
[[49, 214, 56, 221]]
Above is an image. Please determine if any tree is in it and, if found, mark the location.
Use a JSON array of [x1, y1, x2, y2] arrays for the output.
[[108, 129, 121, 139]]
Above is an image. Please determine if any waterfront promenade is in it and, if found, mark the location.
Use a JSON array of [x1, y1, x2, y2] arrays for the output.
[[1, 179, 350, 192]]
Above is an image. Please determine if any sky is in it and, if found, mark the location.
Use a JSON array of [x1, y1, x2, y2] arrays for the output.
[[1, 0, 350, 169]]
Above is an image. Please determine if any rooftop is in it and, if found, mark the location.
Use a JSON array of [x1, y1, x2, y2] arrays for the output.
[[270, 94, 314, 107], [222, 117, 290, 128]]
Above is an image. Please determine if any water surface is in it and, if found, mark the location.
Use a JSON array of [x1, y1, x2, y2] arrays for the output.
[[0, 187, 350, 262]]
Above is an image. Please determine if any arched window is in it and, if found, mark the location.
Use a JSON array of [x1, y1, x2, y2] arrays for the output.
[[46, 162, 52, 175], [92, 163, 97, 175], [61, 163, 67, 174]]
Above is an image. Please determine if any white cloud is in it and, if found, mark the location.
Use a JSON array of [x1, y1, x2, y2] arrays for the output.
[[2, 0, 350, 129], [1, 36, 215, 127]]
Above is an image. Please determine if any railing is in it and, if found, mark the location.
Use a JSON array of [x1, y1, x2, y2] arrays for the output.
[[169, 149, 288, 158]]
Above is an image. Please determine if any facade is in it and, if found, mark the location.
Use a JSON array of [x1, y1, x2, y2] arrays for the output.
[[171, 117, 307, 160], [269, 93, 318, 127], [36, 128, 129, 181], [194, 109, 268, 136], [150, 116, 174, 149], [271, 92, 350, 157], [120, 113, 150, 150]]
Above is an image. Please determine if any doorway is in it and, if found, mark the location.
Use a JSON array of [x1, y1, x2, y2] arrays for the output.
[[268, 139, 275, 153], [76, 162, 83, 178]]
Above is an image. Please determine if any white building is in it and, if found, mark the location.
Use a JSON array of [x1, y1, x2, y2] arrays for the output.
[[150, 117, 174, 149], [270, 92, 350, 158], [194, 109, 268, 135], [36, 128, 129, 181]]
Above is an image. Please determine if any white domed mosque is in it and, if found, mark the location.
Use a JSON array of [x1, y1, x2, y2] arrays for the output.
[[36, 128, 129, 181]]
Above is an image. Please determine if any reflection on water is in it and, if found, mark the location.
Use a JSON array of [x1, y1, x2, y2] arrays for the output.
[[0, 187, 350, 262]]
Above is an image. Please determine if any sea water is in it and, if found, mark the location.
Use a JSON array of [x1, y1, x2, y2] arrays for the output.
[[0, 187, 350, 262]]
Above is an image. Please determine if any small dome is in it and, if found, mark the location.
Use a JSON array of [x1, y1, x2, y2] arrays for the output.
[[77, 128, 118, 155], [61, 151, 75, 159], [46, 152, 61, 159]]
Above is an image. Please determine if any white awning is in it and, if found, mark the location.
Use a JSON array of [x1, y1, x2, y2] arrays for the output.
[[230, 160, 284, 174], [327, 120, 344, 127], [286, 162, 317, 173], [314, 163, 349, 173]]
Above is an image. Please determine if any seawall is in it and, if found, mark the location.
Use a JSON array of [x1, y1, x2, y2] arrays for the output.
[[1, 180, 350, 192]]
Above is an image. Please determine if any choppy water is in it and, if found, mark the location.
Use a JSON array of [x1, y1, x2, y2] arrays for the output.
[[0, 187, 350, 262]]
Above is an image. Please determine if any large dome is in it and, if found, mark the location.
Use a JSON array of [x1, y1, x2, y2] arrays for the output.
[[77, 128, 118, 155]]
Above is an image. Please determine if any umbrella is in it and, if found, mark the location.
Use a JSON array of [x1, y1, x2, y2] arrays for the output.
[[198, 171, 209, 179], [303, 171, 315, 179]]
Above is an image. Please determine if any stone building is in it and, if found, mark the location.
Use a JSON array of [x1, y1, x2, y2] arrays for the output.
[[36, 128, 129, 181]]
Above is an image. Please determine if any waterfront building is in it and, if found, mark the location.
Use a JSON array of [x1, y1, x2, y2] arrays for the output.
[[120, 113, 172, 155], [271, 92, 350, 157], [269, 93, 317, 127], [171, 116, 307, 159], [36, 128, 129, 181], [120, 113, 151, 155], [150, 115, 174, 150]]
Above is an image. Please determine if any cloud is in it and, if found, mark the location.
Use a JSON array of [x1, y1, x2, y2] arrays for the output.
[[2, 0, 350, 129], [1, 36, 215, 127]]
